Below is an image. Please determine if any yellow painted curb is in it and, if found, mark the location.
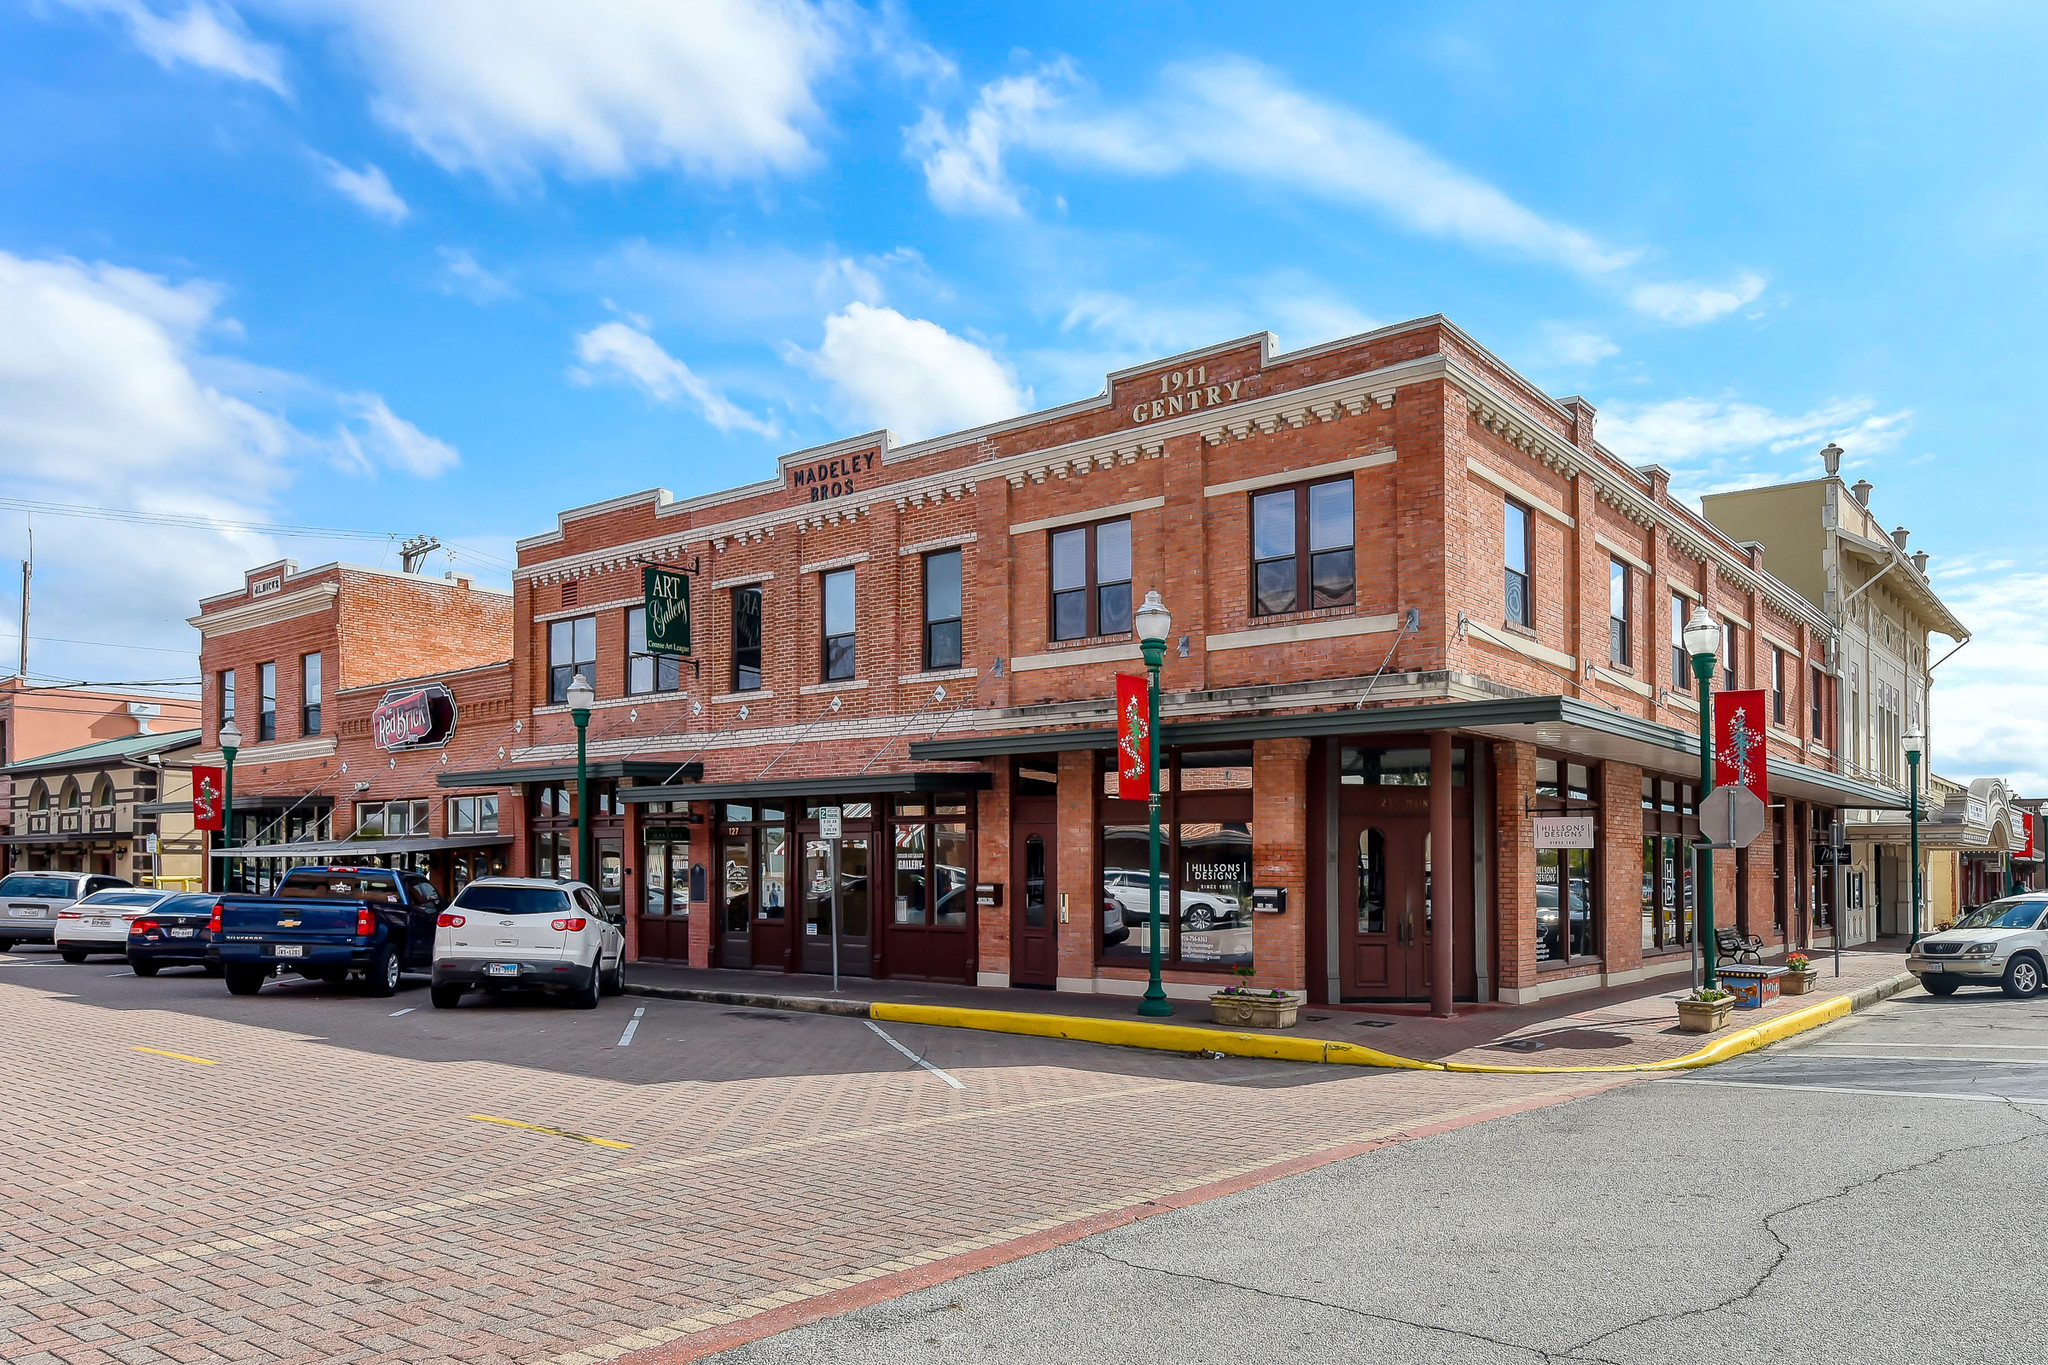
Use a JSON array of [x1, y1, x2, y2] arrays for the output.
[[1439, 994, 1854, 1074], [870, 1002, 1442, 1069]]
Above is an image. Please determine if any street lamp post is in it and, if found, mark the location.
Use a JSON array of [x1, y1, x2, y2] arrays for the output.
[[1905, 723, 1924, 945], [217, 716, 241, 895], [1683, 607, 1723, 988], [1134, 590, 1173, 1019], [566, 675, 594, 884]]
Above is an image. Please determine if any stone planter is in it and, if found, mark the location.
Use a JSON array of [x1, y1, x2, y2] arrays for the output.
[[1782, 968, 1820, 996], [1209, 991, 1300, 1029], [1676, 995, 1735, 1034]]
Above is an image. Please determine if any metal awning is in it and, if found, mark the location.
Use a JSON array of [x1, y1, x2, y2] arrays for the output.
[[210, 833, 514, 860], [906, 696, 1909, 811], [437, 760, 702, 789], [620, 770, 992, 805], [0, 832, 126, 846]]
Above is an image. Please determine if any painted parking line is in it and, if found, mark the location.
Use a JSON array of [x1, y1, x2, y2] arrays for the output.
[[468, 1114, 634, 1150], [617, 1006, 645, 1047], [106, 971, 133, 978], [865, 1019, 966, 1089], [1655, 1076, 2048, 1105], [134, 1046, 217, 1067], [390, 1007, 415, 1016]]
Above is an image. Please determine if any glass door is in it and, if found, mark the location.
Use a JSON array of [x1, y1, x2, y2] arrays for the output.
[[800, 831, 872, 976]]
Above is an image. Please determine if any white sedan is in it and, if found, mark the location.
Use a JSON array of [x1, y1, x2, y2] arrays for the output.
[[56, 888, 181, 963]]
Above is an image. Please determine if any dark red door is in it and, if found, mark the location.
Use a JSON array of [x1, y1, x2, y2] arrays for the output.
[[1012, 823, 1056, 988]]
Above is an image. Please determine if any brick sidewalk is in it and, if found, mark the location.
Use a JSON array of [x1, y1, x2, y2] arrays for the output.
[[625, 940, 1915, 1070]]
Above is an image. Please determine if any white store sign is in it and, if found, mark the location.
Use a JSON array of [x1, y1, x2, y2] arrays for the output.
[[1533, 815, 1597, 849]]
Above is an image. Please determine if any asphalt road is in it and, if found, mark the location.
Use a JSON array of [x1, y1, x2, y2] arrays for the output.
[[712, 979, 2048, 1365]]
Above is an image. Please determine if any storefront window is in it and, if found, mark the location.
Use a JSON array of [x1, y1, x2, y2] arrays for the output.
[[1341, 746, 1466, 786], [1533, 758, 1597, 967], [1101, 823, 1151, 962], [888, 807, 973, 929], [1641, 777, 1697, 952], [1178, 821, 1252, 966], [723, 831, 752, 931], [1099, 749, 1254, 972]]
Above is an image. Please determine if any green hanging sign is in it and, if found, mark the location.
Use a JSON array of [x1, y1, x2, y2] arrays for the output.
[[643, 564, 692, 655]]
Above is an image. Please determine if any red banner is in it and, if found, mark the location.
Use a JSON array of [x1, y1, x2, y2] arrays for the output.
[[1115, 673, 1150, 800], [1712, 690, 1769, 804], [2020, 812, 2036, 860], [191, 766, 225, 831]]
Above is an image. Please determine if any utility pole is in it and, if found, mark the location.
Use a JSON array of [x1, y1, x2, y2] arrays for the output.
[[17, 519, 30, 681], [399, 534, 442, 575]]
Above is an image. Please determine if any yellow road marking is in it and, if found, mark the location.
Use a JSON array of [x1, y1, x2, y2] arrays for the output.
[[134, 1047, 217, 1066], [469, 1114, 633, 1150]]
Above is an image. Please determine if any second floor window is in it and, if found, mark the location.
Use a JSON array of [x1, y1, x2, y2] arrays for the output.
[[626, 607, 683, 695], [549, 615, 595, 704], [923, 549, 963, 671], [1051, 517, 1132, 641], [731, 586, 763, 692], [1721, 624, 1737, 691], [301, 652, 322, 737], [1772, 649, 1787, 724], [822, 569, 856, 681], [448, 795, 499, 834], [258, 661, 277, 741], [219, 669, 236, 721], [1670, 594, 1690, 693], [1504, 500, 1532, 627], [1252, 479, 1355, 615], [1608, 560, 1630, 666], [356, 799, 429, 839], [1811, 665, 1826, 740]]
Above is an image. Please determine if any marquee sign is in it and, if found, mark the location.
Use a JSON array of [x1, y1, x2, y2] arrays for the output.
[[643, 564, 692, 655], [372, 682, 457, 752]]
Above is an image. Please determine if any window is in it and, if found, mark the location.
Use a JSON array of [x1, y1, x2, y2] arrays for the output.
[[1641, 777, 1699, 952], [1608, 560, 1630, 666], [300, 652, 322, 737], [1251, 479, 1355, 616], [1721, 624, 1737, 691], [821, 568, 856, 681], [219, 669, 236, 722], [258, 661, 277, 741], [548, 616, 596, 704], [1772, 649, 1787, 725], [626, 608, 683, 695], [731, 586, 763, 692], [354, 800, 429, 839], [1503, 500, 1533, 627], [1811, 665, 1826, 740], [448, 795, 499, 834], [1670, 594, 1690, 693], [923, 550, 963, 671], [1099, 750, 1253, 971], [890, 794, 971, 928], [1050, 518, 1132, 641], [1534, 758, 1597, 966]]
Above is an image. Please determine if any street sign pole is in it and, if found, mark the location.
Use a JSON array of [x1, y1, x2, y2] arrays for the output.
[[819, 806, 843, 992], [1832, 822, 1846, 979]]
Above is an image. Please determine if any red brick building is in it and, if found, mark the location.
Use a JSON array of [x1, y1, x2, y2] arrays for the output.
[[190, 559, 519, 895], [456, 316, 1903, 1008]]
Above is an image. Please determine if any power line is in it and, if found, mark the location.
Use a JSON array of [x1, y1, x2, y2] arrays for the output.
[[0, 633, 195, 656]]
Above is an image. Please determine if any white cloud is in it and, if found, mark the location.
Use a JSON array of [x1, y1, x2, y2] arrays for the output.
[[258, 0, 845, 183], [571, 320, 776, 436], [318, 155, 409, 222], [57, 0, 289, 94], [333, 393, 458, 475], [1628, 272, 1768, 326], [1534, 323, 1619, 369], [794, 303, 1028, 443], [437, 247, 515, 302], [595, 241, 937, 330], [1598, 395, 1909, 471], [1927, 567, 2048, 793]]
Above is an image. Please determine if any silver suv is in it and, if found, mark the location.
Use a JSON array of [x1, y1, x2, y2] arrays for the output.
[[1, 871, 132, 950], [1908, 896, 2048, 998]]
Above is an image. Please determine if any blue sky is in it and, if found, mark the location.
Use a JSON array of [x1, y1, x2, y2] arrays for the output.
[[3, 0, 2045, 782]]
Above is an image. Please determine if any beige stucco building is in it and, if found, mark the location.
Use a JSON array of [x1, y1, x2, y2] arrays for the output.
[[1, 728, 206, 887]]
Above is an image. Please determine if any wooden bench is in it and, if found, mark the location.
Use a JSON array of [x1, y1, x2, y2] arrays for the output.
[[1716, 925, 1764, 965]]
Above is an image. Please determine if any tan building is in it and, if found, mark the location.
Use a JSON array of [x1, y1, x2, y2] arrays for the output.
[[1703, 446, 1969, 944], [1, 728, 205, 886]]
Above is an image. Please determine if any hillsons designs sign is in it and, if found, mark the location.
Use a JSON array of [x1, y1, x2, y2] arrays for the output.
[[789, 450, 876, 503], [372, 682, 457, 752], [643, 564, 692, 655]]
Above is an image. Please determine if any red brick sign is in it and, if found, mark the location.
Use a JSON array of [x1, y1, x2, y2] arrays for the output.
[[191, 766, 223, 831], [373, 683, 457, 752], [1713, 689, 1769, 804], [1116, 673, 1149, 800]]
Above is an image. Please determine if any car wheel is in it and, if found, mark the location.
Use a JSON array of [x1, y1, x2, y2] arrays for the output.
[[600, 954, 626, 997], [2003, 956, 2043, 999], [1922, 978, 1959, 996], [1184, 904, 1215, 932], [363, 945, 401, 998], [131, 960, 160, 978], [0, 940, 12, 952], [565, 956, 601, 1010], [59, 947, 87, 964], [224, 966, 265, 996], [430, 983, 464, 1010]]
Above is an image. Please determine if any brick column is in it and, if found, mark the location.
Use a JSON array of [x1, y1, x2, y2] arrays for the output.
[[1251, 737, 1309, 991], [1494, 740, 1537, 1000], [1600, 761, 1643, 976], [687, 799, 714, 966], [976, 756, 1013, 985], [1429, 730, 1455, 1016], [1055, 748, 1098, 990]]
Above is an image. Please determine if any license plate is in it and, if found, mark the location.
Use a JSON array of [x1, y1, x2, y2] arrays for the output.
[[494, 939, 518, 947], [88, 918, 111, 928], [8, 907, 43, 917], [487, 963, 520, 977], [170, 928, 195, 938], [274, 944, 305, 958]]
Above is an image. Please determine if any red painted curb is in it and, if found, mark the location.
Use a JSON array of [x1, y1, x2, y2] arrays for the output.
[[614, 1080, 1623, 1364]]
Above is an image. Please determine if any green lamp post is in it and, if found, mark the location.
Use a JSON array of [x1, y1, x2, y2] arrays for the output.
[[1904, 722, 1923, 945], [1133, 589, 1173, 1019], [217, 715, 241, 895], [1683, 606, 1723, 988], [566, 673, 594, 883]]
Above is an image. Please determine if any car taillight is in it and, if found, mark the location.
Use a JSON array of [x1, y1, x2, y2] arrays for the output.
[[207, 903, 222, 933], [356, 907, 374, 936], [58, 910, 81, 919], [131, 920, 159, 934], [437, 913, 465, 928], [551, 917, 588, 932]]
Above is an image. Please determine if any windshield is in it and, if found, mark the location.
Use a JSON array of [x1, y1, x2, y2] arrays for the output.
[[158, 894, 217, 916], [77, 891, 166, 908], [0, 875, 78, 899], [452, 885, 572, 916], [277, 870, 403, 903], [1954, 899, 2048, 931]]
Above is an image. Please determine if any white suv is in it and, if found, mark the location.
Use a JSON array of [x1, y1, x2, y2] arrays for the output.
[[1909, 896, 2048, 997], [429, 877, 625, 1010]]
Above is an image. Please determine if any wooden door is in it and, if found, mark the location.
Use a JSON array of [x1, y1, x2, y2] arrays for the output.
[[1011, 823, 1057, 987], [1341, 817, 1423, 999], [637, 835, 690, 962]]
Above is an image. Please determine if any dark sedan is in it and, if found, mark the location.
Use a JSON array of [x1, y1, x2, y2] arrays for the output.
[[127, 893, 222, 977]]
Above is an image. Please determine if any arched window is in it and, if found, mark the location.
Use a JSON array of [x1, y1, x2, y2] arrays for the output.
[[30, 782, 49, 811], [60, 779, 81, 809], [92, 776, 115, 808]]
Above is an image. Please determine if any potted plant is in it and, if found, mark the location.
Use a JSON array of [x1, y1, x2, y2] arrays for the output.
[[1782, 951, 1820, 996], [1208, 965, 1300, 1029], [1675, 986, 1736, 1034]]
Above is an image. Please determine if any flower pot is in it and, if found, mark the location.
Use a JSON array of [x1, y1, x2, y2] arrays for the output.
[[1676, 996, 1735, 1034], [1208, 992, 1300, 1029], [1781, 968, 1819, 996]]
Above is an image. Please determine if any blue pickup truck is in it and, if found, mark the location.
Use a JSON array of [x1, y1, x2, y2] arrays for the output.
[[210, 865, 445, 997]]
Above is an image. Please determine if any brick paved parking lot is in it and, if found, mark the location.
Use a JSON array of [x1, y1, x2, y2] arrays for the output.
[[0, 950, 1630, 1364]]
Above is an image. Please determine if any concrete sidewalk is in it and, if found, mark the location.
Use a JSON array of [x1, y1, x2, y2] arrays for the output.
[[624, 941, 1918, 1071]]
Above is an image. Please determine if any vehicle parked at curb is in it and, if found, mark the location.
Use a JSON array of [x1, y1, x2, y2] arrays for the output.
[[209, 864, 443, 998], [0, 871, 131, 951], [128, 893, 223, 976], [1908, 896, 2048, 998], [429, 877, 624, 1010], [55, 888, 179, 962]]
